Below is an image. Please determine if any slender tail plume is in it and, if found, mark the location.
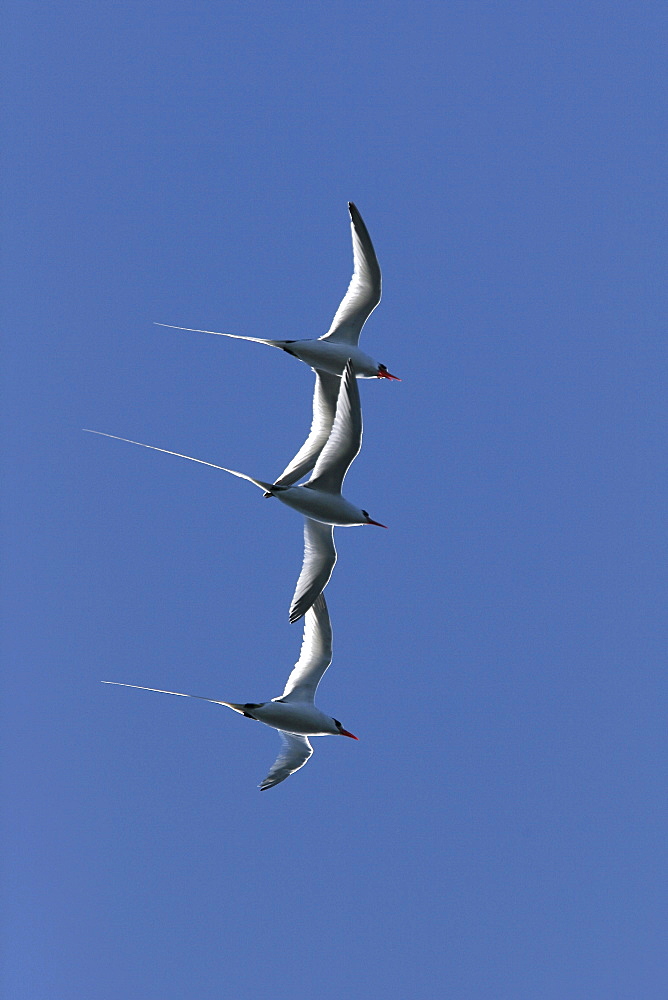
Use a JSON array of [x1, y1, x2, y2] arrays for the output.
[[83, 430, 274, 492], [154, 322, 283, 348], [101, 680, 247, 713]]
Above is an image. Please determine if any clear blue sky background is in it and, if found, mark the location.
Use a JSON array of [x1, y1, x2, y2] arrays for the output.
[[3, 3, 667, 997]]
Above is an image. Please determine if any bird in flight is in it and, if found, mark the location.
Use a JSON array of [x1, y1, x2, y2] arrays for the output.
[[103, 593, 357, 790], [84, 359, 386, 623], [155, 202, 399, 383]]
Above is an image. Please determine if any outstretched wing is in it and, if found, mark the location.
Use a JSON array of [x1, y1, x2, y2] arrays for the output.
[[306, 360, 362, 495], [289, 519, 337, 623], [281, 594, 333, 703], [319, 202, 381, 347], [259, 732, 313, 790], [273, 370, 341, 487]]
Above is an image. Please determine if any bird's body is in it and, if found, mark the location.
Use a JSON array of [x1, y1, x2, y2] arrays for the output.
[[268, 483, 373, 527], [85, 359, 386, 622], [235, 700, 343, 736], [280, 340, 387, 379], [156, 203, 398, 384], [154, 329, 395, 380], [103, 594, 357, 790]]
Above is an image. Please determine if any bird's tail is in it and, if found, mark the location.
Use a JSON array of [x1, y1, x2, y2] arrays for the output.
[[102, 680, 248, 713], [83, 430, 274, 492], [154, 323, 284, 348]]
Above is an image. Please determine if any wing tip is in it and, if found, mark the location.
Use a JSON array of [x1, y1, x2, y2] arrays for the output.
[[311, 592, 326, 614], [290, 592, 328, 623]]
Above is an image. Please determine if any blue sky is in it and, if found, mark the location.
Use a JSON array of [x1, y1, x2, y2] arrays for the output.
[[3, 2, 667, 997]]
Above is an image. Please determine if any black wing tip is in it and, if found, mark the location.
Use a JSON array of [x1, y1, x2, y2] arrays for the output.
[[311, 593, 326, 614], [289, 596, 314, 622], [290, 591, 328, 623]]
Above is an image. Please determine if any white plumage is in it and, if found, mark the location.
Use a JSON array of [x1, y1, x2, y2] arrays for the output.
[[102, 594, 357, 790], [155, 203, 398, 384], [84, 359, 386, 624]]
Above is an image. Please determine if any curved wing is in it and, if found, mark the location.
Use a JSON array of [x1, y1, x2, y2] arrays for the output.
[[289, 519, 337, 623], [259, 732, 313, 790], [306, 360, 362, 495], [319, 202, 381, 347], [280, 594, 333, 703], [273, 370, 340, 488]]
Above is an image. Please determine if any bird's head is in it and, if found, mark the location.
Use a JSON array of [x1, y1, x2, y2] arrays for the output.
[[333, 718, 358, 740], [361, 509, 388, 528], [376, 363, 400, 381]]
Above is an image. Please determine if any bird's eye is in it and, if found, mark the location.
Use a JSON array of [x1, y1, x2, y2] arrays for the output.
[[379, 364, 387, 371], [333, 719, 341, 727], [362, 510, 369, 517]]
